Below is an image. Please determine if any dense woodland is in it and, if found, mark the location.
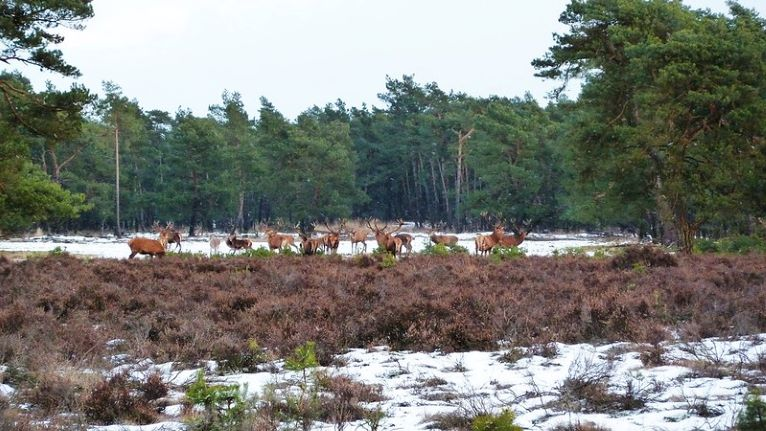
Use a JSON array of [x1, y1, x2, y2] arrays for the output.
[[2, 0, 766, 254]]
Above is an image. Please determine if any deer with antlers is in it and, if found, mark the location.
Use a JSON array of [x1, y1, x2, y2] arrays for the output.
[[296, 222, 324, 256], [226, 230, 252, 253], [499, 222, 531, 248], [264, 227, 297, 253], [367, 219, 408, 257], [317, 220, 342, 255], [475, 223, 505, 256], [152, 221, 182, 252]]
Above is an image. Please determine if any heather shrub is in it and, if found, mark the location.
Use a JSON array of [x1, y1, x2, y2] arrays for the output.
[[610, 246, 677, 270], [83, 373, 156, 425]]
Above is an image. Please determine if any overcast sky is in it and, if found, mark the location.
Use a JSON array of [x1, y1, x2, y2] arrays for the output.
[[15, 0, 766, 120]]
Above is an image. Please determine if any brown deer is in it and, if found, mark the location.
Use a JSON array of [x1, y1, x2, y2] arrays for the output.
[[367, 219, 404, 257], [429, 224, 459, 247], [318, 220, 342, 255], [297, 223, 324, 255], [127, 237, 166, 259], [393, 219, 414, 256], [264, 228, 297, 252], [348, 220, 371, 254], [153, 221, 181, 252], [226, 230, 253, 253], [475, 224, 505, 256], [499, 224, 530, 248]]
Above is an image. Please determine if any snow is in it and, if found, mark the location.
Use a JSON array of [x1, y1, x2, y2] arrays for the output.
[[79, 337, 765, 431], [0, 231, 621, 259]]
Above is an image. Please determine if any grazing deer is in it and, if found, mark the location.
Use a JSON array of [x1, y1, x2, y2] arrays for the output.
[[209, 235, 223, 255], [475, 224, 505, 256], [429, 224, 459, 247], [348, 225, 371, 254], [367, 219, 405, 257], [128, 237, 166, 259], [264, 228, 297, 252], [153, 221, 182, 252], [226, 230, 253, 253]]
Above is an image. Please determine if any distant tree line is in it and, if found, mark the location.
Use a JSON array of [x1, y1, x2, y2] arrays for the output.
[[1, 0, 765, 254]]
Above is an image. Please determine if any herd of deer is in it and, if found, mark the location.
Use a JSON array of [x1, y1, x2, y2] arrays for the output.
[[127, 219, 529, 259]]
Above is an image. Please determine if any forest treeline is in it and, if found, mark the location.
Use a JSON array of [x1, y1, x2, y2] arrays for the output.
[[2, 0, 766, 253]]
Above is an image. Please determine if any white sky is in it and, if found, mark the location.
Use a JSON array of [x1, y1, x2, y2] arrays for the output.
[[13, 0, 766, 120]]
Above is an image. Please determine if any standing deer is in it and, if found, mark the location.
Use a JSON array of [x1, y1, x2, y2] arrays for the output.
[[500, 223, 530, 248], [226, 230, 253, 253], [393, 219, 413, 256], [209, 235, 223, 255], [367, 219, 405, 257], [127, 237, 166, 259], [153, 221, 182, 252], [348, 219, 371, 254], [475, 224, 505, 256], [264, 228, 297, 252], [318, 220, 341, 255]]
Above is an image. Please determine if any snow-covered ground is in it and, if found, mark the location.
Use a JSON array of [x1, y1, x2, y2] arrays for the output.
[[0, 231, 625, 259], [87, 335, 765, 431]]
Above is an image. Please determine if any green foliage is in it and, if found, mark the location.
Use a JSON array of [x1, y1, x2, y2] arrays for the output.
[[490, 246, 526, 262], [48, 246, 67, 256], [285, 341, 319, 373], [240, 247, 276, 258], [534, 0, 766, 251], [0, 161, 91, 235], [185, 370, 250, 431], [422, 243, 470, 256], [736, 388, 766, 431], [698, 236, 766, 255], [283, 341, 321, 430], [379, 253, 397, 268], [471, 409, 522, 431]]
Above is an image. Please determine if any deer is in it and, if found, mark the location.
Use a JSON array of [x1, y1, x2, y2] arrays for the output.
[[499, 222, 531, 248], [153, 221, 181, 252], [226, 230, 253, 253], [317, 220, 342, 255], [209, 235, 223, 255], [297, 223, 324, 255], [394, 219, 414, 256], [429, 223, 459, 247], [264, 228, 297, 252], [127, 237, 166, 259], [367, 219, 404, 257], [475, 224, 505, 256], [348, 221, 371, 254]]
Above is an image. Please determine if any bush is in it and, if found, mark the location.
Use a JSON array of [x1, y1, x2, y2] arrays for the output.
[[490, 246, 525, 262], [736, 387, 766, 430], [185, 370, 250, 431], [610, 246, 677, 270], [422, 243, 470, 256], [241, 247, 276, 258], [472, 409, 522, 431], [83, 373, 156, 425]]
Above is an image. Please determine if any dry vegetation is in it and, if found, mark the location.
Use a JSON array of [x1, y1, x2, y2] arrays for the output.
[[0, 248, 766, 426]]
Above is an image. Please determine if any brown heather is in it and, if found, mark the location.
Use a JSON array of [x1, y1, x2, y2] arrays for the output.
[[0, 252, 765, 373]]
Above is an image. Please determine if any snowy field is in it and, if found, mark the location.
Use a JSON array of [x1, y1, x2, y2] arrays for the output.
[[84, 335, 764, 431], [0, 230, 624, 259]]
